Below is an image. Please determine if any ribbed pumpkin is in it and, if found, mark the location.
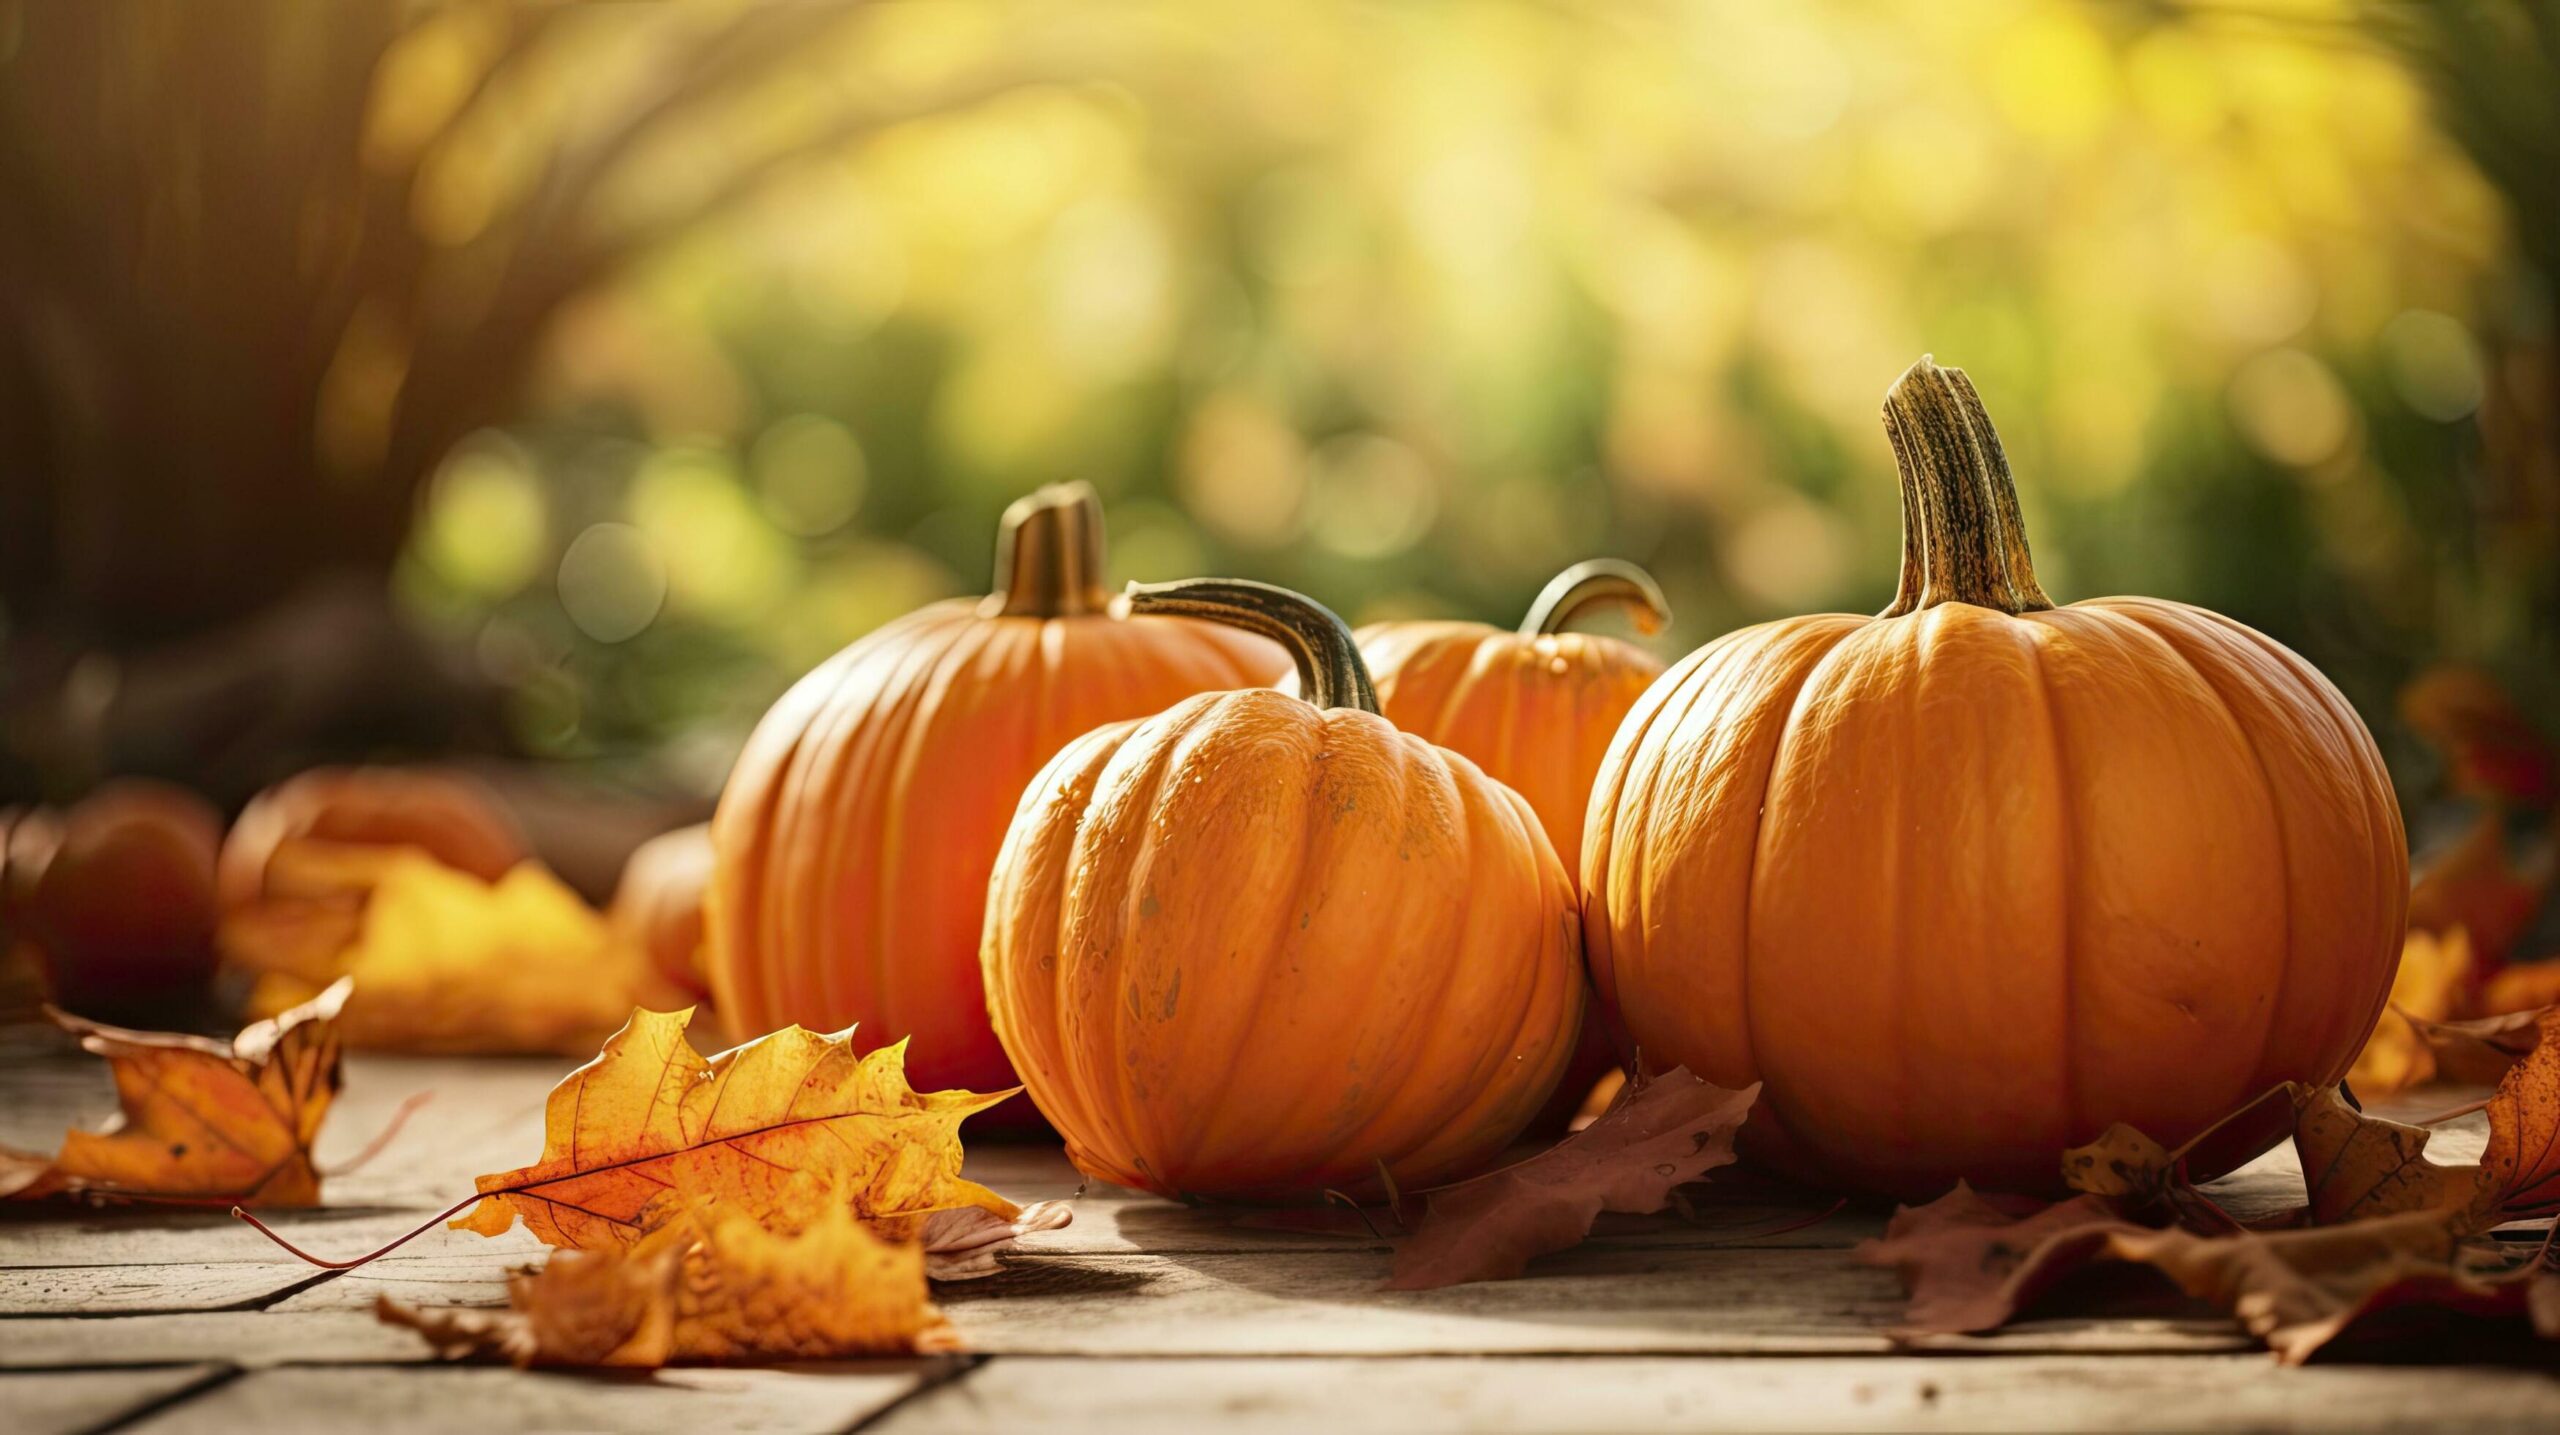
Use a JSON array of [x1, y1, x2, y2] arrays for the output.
[[982, 579, 1585, 1202], [1581, 358, 2408, 1198], [704, 486, 1285, 1097], [1350, 560, 1670, 1126], [611, 823, 714, 1001]]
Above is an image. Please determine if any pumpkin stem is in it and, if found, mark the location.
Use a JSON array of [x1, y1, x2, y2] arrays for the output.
[[1519, 559, 1670, 639], [986, 482, 1110, 618], [1122, 578, 1380, 714], [1878, 356, 2054, 618]]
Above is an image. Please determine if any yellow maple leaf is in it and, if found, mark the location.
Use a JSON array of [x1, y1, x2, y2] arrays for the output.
[[2348, 929, 2472, 1096], [2, 978, 349, 1207], [228, 844, 678, 1056], [381, 1201, 958, 1366], [453, 1006, 1017, 1251]]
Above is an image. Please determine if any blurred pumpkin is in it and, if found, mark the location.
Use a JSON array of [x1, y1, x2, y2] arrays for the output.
[[217, 766, 527, 906], [1347, 559, 1670, 1129], [983, 578, 1584, 1201], [1581, 357, 2408, 1198], [19, 780, 223, 1014], [612, 823, 714, 1001], [704, 484, 1286, 1098]]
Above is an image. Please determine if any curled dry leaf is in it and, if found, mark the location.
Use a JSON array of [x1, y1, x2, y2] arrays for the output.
[[2407, 1005, 2551, 1087], [1, 978, 349, 1207], [2477, 1008, 2560, 1221], [919, 1199, 1076, 1281], [2406, 812, 2550, 970], [382, 1201, 958, 1367], [1855, 1184, 2134, 1336], [2348, 930, 2473, 1097], [454, 1006, 1017, 1252], [2288, 1085, 2484, 1227], [2060, 1124, 2174, 1204], [2399, 665, 2558, 810], [225, 843, 682, 1056], [1382, 1069, 1757, 1291], [2110, 1214, 2553, 1365], [2486, 962, 2560, 1016]]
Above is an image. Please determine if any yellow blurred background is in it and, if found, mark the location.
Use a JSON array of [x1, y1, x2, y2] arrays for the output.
[[2, 0, 2552, 814]]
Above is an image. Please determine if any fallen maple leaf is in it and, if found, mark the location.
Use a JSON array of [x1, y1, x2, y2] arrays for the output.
[[1855, 1184, 2135, 1335], [2405, 813, 2551, 971], [381, 1201, 958, 1366], [2109, 1214, 2551, 1364], [2349, 929, 2474, 1096], [2288, 1085, 2484, 1227], [453, 1006, 1017, 1252], [2, 978, 349, 1207], [227, 845, 681, 1055], [919, 1199, 1076, 1280], [2406, 1006, 2549, 1087], [1382, 1069, 1757, 1291], [2475, 1008, 2560, 1221]]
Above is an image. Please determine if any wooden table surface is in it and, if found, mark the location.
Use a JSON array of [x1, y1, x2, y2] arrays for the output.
[[5, 1041, 2555, 1434]]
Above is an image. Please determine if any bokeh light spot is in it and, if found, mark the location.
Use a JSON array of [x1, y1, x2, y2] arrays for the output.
[[557, 522, 668, 644], [752, 414, 868, 536], [417, 436, 547, 599], [2228, 348, 2356, 469], [2380, 309, 2484, 422]]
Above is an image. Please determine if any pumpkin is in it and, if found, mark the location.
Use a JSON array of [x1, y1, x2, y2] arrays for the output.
[[982, 578, 1585, 1201], [218, 766, 527, 907], [704, 485, 1286, 1097], [1350, 560, 1670, 1127], [611, 823, 715, 1001], [22, 780, 223, 1014], [1580, 357, 2407, 1198]]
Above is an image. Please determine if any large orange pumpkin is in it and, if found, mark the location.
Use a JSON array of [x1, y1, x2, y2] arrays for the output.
[[982, 578, 1585, 1201], [1581, 358, 2407, 1198], [1350, 560, 1670, 1126], [704, 485, 1285, 1096]]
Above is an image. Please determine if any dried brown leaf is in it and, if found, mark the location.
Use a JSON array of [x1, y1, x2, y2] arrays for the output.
[[2476, 1009, 2560, 1221], [1382, 1069, 1757, 1291], [2, 979, 349, 1207], [1855, 1184, 2135, 1335], [2408, 1006, 2550, 1087], [2288, 1084, 2487, 1227], [381, 1202, 958, 1367], [919, 1199, 1075, 1281]]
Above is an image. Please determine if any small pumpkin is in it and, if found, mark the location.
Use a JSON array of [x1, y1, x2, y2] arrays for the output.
[[218, 766, 527, 908], [21, 780, 223, 1014], [982, 578, 1585, 1201], [1349, 561, 1670, 1126], [611, 823, 715, 1001], [704, 485, 1286, 1096], [1581, 357, 2408, 1198]]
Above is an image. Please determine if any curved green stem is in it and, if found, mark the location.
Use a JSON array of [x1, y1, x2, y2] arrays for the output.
[[986, 482, 1110, 618], [1123, 578, 1379, 713], [1878, 356, 2053, 618], [1519, 559, 1670, 638]]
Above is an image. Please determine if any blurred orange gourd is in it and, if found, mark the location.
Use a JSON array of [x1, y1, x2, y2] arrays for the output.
[[982, 578, 1584, 1201], [610, 824, 715, 1002], [1348, 560, 1670, 1127], [218, 767, 527, 907], [703, 486, 1285, 1098], [1581, 357, 2409, 1198]]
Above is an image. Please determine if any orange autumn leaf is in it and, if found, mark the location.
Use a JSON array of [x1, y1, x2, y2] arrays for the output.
[[2399, 665, 2559, 810], [1383, 1069, 1757, 1291], [2404, 812, 2550, 969], [2484, 962, 2560, 1016], [1, 978, 349, 1207], [226, 843, 681, 1056], [453, 1006, 1017, 1252], [2475, 1008, 2560, 1221], [2347, 929, 2473, 1096], [2406, 1006, 2550, 1087], [382, 1201, 957, 1367]]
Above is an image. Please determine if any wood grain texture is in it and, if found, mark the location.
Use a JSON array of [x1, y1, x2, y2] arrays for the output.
[[0, 1311, 436, 1369], [117, 1362, 944, 1435], [879, 1355, 2560, 1434], [1, 1365, 230, 1435]]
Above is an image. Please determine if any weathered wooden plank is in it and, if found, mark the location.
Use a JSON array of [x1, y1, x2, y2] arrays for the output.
[[120, 1361, 947, 1435], [2, 1364, 230, 1435], [0, 1310, 435, 1369], [265, 1253, 512, 1313], [317, 1056, 559, 1211], [0, 1208, 545, 1271], [878, 1354, 2560, 1434], [0, 1261, 321, 1315], [933, 1246, 2248, 1356]]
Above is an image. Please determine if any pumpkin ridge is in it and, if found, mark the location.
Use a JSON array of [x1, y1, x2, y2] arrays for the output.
[[861, 614, 999, 1044], [2096, 602, 2300, 1110], [2015, 612, 2081, 1148], [1087, 696, 1209, 1183]]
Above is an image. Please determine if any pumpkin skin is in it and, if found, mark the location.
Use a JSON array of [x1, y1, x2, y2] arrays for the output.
[[983, 579, 1585, 1201], [1351, 560, 1669, 1128], [611, 824, 715, 1001], [704, 486, 1285, 1097], [1581, 358, 2408, 1199], [218, 766, 526, 908], [19, 781, 223, 1014]]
